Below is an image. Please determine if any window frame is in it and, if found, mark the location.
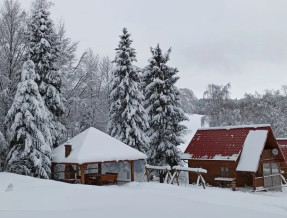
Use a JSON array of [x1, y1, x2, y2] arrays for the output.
[[220, 167, 229, 177]]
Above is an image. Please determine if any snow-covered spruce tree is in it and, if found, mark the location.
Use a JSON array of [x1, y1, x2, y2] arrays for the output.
[[143, 44, 188, 168], [27, 0, 66, 147], [108, 28, 149, 153], [5, 60, 52, 178]]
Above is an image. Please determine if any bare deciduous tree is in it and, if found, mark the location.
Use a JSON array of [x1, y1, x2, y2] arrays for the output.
[[0, 0, 27, 138]]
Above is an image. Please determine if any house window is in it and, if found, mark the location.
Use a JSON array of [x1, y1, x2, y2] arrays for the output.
[[221, 167, 229, 177], [225, 168, 229, 176], [221, 167, 224, 176], [263, 163, 281, 189]]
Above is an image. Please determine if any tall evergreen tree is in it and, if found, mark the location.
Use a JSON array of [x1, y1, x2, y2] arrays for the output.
[[5, 60, 52, 178], [27, 0, 65, 147], [143, 44, 187, 167], [108, 28, 149, 153]]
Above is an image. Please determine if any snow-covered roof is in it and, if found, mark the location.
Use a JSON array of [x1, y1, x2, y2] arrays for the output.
[[181, 153, 193, 160], [198, 124, 271, 131], [53, 127, 147, 164], [184, 125, 272, 161], [236, 130, 268, 172]]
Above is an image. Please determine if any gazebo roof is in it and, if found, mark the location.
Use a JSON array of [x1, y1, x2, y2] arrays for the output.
[[52, 127, 147, 164]]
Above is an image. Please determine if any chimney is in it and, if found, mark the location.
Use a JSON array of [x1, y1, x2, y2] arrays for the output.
[[65, 142, 72, 157]]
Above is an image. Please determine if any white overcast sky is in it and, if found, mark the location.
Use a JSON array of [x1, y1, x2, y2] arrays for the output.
[[19, 0, 287, 98]]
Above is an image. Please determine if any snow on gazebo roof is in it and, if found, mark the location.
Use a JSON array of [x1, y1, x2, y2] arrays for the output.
[[52, 127, 147, 164]]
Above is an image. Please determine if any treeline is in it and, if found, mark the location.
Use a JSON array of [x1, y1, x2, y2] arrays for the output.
[[179, 84, 287, 138], [0, 0, 187, 178]]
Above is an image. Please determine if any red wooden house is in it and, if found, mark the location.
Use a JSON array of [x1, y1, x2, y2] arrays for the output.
[[183, 125, 285, 190]]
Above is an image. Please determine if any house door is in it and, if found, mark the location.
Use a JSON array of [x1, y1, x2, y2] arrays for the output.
[[263, 163, 281, 191]]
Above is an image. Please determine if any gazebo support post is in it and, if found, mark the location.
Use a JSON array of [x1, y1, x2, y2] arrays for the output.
[[51, 163, 56, 180], [252, 172, 256, 191], [145, 167, 150, 182], [76, 165, 79, 177], [98, 163, 102, 174], [129, 161, 134, 181], [80, 164, 87, 184]]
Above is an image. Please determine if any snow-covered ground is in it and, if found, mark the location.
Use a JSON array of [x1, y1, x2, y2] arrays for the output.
[[179, 114, 204, 152], [0, 172, 286, 218]]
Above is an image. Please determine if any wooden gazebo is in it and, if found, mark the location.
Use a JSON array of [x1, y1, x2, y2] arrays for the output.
[[52, 127, 147, 185]]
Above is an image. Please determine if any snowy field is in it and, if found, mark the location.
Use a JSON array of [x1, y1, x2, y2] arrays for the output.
[[179, 114, 204, 152], [0, 173, 286, 218]]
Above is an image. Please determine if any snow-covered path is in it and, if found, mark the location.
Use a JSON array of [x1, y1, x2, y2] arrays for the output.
[[0, 173, 286, 218]]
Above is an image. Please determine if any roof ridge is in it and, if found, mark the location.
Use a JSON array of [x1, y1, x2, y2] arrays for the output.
[[198, 124, 271, 131]]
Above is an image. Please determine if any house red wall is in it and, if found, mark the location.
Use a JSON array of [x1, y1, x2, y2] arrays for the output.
[[188, 147, 285, 188], [187, 160, 246, 186]]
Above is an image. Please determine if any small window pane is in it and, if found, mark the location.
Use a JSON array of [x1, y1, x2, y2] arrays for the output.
[[271, 163, 279, 175], [272, 175, 281, 187], [225, 168, 229, 176], [263, 163, 271, 176], [264, 176, 272, 188], [221, 167, 225, 176]]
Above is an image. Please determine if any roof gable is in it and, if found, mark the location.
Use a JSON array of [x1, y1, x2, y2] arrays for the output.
[[277, 139, 287, 164], [184, 125, 272, 161], [52, 127, 147, 164]]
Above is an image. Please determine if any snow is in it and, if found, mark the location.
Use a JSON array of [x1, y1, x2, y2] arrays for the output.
[[145, 164, 171, 170], [198, 124, 271, 131], [0, 172, 286, 218], [236, 130, 268, 172], [276, 138, 287, 140], [178, 114, 204, 152], [173, 165, 207, 173], [53, 127, 147, 164], [212, 154, 239, 161], [181, 153, 192, 159], [214, 177, 236, 181], [182, 153, 239, 161]]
